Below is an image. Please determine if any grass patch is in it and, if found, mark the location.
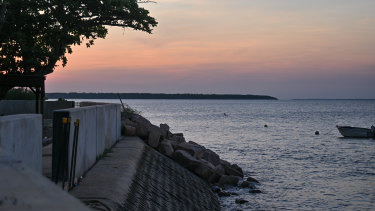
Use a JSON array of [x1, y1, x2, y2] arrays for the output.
[[121, 103, 141, 116]]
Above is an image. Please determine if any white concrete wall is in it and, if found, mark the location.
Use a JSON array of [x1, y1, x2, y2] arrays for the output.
[[53, 103, 121, 180], [0, 114, 42, 173]]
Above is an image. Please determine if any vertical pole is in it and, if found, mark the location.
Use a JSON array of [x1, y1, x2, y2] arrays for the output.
[[117, 93, 126, 111], [72, 119, 80, 187], [69, 119, 80, 189], [62, 117, 72, 190]]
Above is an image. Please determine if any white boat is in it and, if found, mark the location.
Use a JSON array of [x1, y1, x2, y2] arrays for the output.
[[336, 125, 375, 138]]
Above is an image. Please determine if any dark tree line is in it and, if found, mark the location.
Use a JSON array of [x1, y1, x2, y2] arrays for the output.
[[46, 92, 278, 100]]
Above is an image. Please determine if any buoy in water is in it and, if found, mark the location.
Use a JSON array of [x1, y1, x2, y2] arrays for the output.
[[315, 131, 319, 135], [264, 124, 268, 127]]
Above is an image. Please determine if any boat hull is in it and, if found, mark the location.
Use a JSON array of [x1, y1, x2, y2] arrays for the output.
[[336, 126, 375, 138]]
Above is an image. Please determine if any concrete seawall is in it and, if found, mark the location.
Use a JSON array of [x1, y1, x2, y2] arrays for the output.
[[0, 114, 42, 173], [1, 109, 221, 210], [52, 104, 121, 184], [71, 136, 220, 210]]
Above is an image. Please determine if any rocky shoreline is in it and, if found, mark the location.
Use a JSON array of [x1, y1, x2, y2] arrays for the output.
[[122, 112, 261, 205]]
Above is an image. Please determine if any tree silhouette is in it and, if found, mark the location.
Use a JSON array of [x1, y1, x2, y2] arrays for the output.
[[0, 0, 157, 76]]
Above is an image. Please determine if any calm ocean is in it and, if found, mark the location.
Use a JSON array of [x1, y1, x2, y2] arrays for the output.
[[75, 99, 375, 210]]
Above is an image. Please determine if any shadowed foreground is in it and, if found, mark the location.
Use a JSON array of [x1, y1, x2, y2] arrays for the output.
[[70, 136, 220, 210]]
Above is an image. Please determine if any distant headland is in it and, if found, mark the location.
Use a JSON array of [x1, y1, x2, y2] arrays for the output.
[[46, 93, 278, 100]]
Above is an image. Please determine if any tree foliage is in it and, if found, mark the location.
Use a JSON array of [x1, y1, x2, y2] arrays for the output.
[[3, 87, 35, 100], [0, 0, 157, 76]]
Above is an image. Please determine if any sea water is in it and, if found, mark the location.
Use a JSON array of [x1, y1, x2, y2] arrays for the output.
[[76, 99, 375, 210]]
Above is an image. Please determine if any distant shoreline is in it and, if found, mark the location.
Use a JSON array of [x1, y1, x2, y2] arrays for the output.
[[46, 93, 278, 100]]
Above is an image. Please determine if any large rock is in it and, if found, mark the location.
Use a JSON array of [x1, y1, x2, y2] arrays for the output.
[[220, 159, 244, 178], [148, 130, 161, 148], [172, 150, 200, 171], [207, 173, 221, 184], [220, 159, 230, 166], [169, 135, 185, 145], [175, 142, 206, 157], [249, 189, 262, 194], [214, 164, 226, 175], [135, 126, 149, 139], [125, 119, 137, 127], [159, 124, 170, 138], [130, 114, 164, 141], [150, 125, 163, 136], [167, 131, 173, 139], [217, 191, 231, 197], [124, 125, 136, 136], [240, 181, 256, 189], [130, 114, 150, 124], [130, 114, 153, 139], [158, 139, 174, 157], [194, 160, 215, 180], [231, 164, 243, 177], [174, 132, 184, 137], [246, 176, 259, 183], [172, 133, 185, 142], [206, 165, 226, 184], [235, 198, 249, 204], [200, 149, 221, 166], [218, 175, 240, 186], [188, 141, 200, 146], [167, 139, 180, 149]]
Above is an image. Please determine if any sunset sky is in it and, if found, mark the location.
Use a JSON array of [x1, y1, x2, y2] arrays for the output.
[[46, 0, 375, 99]]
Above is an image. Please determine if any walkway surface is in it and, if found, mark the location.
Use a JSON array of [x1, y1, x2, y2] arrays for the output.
[[0, 148, 91, 211], [70, 136, 220, 211]]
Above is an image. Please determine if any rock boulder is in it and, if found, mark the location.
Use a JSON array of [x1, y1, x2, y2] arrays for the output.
[[214, 165, 226, 176], [159, 124, 170, 138], [207, 173, 221, 184], [218, 175, 240, 186], [217, 191, 231, 197], [194, 160, 215, 180], [246, 176, 259, 183], [200, 149, 221, 166], [125, 119, 137, 127], [124, 125, 136, 136], [158, 139, 174, 157], [235, 198, 249, 204], [173, 133, 185, 142], [172, 150, 200, 171], [220, 160, 244, 178], [130, 114, 154, 139], [148, 130, 161, 148], [175, 142, 206, 157]]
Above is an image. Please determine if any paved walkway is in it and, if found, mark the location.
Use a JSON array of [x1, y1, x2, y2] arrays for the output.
[[70, 136, 220, 211], [0, 148, 91, 211]]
